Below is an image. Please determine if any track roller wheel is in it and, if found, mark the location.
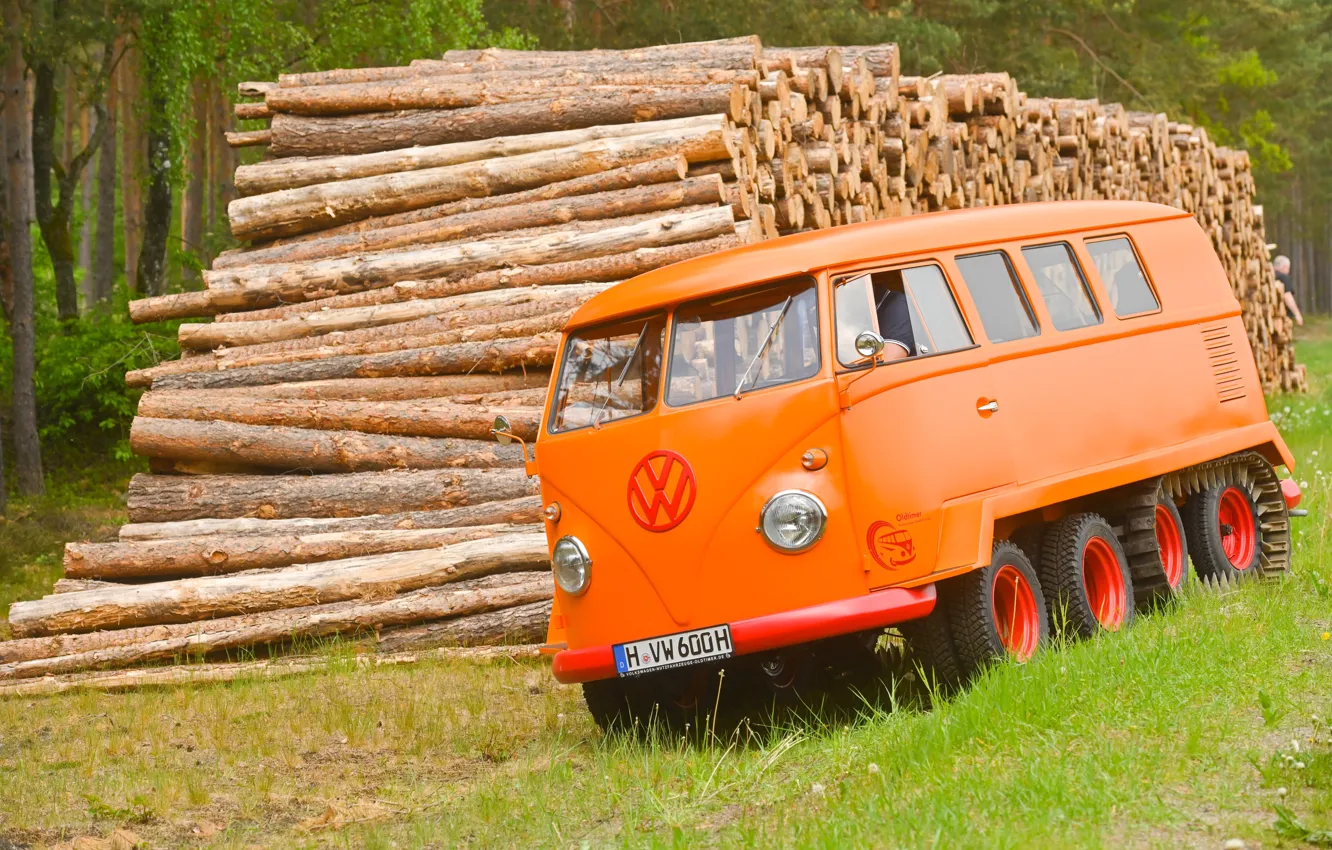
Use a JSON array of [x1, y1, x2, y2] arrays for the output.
[[1184, 465, 1268, 581], [1039, 513, 1134, 638], [946, 541, 1048, 678]]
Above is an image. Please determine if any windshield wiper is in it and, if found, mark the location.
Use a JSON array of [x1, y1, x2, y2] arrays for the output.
[[591, 322, 650, 428], [734, 295, 793, 399]]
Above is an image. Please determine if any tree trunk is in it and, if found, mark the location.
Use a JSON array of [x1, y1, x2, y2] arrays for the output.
[[181, 77, 206, 283], [209, 77, 236, 256], [125, 467, 539, 522], [3, 0, 44, 496], [148, 333, 560, 392], [234, 113, 713, 195], [216, 175, 721, 268], [118, 35, 141, 292], [228, 122, 732, 240], [267, 72, 759, 116], [7, 532, 550, 637], [136, 100, 171, 296], [375, 598, 549, 652], [118, 494, 542, 541], [129, 417, 525, 472], [137, 393, 542, 442], [92, 46, 116, 306], [215, 234, 738, 323], [77, 106, 94, 299], [178, 281, 603, 350], [266, 85, 748, 158], [205, 207, 734, 312], [32, 61, 80, 319], [65, 522, 533, 579], [1, 573, 551, 678]]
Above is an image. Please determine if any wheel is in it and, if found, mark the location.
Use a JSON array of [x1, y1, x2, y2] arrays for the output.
[[946, 540, 1048, 678], [583, 666, 724, 736], [1184, 469, 1265, 581], [1153, 492, 1190, 593], [1039, 513, 1134, 638], [897, 601, 964, 693], [1009, 524, 1046, 569]]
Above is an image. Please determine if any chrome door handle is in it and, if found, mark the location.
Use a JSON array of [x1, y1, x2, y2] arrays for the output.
[[977, 400, 1000, 414]]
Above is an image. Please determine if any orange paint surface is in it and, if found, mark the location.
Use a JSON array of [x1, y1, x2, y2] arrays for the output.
[[534, 201, 1294, 674]]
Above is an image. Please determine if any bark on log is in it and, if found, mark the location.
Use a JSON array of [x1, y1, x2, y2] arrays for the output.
[[206, 207, 735, 310], [129, 417, 524, 473], [215, 175, 721, 268], [229, 123, 732, 240], [267, 72, 760, 116], [197, 374, 551, 402], [7, 532, 551, 637], [233, 115, 714, 196], [119, 495, 542, 542], [52, 578, 120, 594], [227, 155, 686, 258], [266, 86, 748, 159], [216, 235, 738, 323], [435, 38, 760, 72], [226, 129, 271, 148], [125, 468, 539, 523], [0, 645, 543, 698], [66, 522, 535, 579], [137, 393, 542, 442], [149, 333, 560, 392], [375, 598, 550, 652], [1, 573, 551, 674]]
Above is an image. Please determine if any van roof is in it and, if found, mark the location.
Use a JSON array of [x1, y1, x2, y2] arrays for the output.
[[568, 200, 1192, 328]]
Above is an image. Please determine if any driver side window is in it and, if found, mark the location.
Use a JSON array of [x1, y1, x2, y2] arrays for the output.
[[835, 263, 973, 367]]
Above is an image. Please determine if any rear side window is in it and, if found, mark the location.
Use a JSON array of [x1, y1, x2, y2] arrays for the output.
[[1085, 237, 1159, 316], [1021, 243, 1102, 331], [834, 264, 972, 366], [954, 252, 1039, 344]]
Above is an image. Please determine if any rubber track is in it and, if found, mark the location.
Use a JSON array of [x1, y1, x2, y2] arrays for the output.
[[1164, 451, 1290, 580], [1113, 477, 1174, 607]]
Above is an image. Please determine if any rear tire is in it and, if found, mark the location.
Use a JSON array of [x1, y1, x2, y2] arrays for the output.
[[1184, 471, 1262, 581], [1039, 513, 1134, 638], [1153, 492, 1190, 594], [946, 541, 1048, 678]]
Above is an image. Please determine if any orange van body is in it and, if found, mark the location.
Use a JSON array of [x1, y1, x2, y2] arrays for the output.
[[532, 201, 1295, 684]]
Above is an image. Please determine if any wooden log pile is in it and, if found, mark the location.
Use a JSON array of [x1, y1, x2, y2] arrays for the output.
[[1, 37, 1303, 691]]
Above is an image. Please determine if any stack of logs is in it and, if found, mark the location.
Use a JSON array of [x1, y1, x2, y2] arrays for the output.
[[0, 36, 1303, 690]]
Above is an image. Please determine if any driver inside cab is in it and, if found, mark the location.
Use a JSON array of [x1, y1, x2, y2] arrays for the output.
[[872, 273, 916, 361]]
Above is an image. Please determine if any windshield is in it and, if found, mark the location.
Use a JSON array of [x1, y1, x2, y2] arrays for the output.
[[548, 314, 667, 433], [666, 278, 820, 406]]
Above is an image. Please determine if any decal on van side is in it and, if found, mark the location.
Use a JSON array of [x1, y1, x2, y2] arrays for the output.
[[628, 450, 697, 532], [867, 520, 916, 568]]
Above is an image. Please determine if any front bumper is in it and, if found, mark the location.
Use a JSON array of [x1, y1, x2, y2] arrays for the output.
[[550, 583, 937, 684]]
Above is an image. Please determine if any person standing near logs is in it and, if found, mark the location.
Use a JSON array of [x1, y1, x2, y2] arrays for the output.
[[1274, 255, 1304, 328]]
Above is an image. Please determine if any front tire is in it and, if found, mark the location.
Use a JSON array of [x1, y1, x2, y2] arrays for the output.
[[946, 540, 1048, 678]]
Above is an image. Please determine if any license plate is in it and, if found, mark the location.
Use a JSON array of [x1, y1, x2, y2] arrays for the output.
[[613, 624, 733, 677]]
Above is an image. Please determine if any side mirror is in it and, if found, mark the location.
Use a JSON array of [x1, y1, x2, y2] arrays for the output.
[[491, 415, 516, 446], [854, 330, 886, 361]]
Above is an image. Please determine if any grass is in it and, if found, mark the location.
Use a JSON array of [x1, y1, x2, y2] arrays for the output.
[[3, 326, 1332, 848]]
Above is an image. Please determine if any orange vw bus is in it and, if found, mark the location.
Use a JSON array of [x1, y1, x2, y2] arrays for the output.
[[495, 200, 1302, 731]]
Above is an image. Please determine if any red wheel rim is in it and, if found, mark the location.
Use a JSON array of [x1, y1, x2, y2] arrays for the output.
[[992, 564, 1040, 661], [1082, 536, 1127, 630], [1218, 487, 1257, 569], [1155, 503, 1185, 588]]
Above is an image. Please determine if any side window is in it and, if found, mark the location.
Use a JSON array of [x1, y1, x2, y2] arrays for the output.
[[1021, 242, 1102, 331], [1085, 237, 1159, 316], [835, 263, 973, 366], [954, 251, 1040, 344]]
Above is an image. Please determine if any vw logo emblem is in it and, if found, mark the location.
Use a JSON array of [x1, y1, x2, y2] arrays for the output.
[[627, 450, 697, 532]]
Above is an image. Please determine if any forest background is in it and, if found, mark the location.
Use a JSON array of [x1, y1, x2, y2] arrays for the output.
[[0, 0, 1327, 509]]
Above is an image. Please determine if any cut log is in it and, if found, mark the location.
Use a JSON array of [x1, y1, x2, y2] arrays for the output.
[[229, 123, 732, 240], [375, 598, 550, 652], [215, 175, 722, 268], [125, 468, 539, 523], [435, 38, 760, 72], [233, 115, 714, 196], [149, 333, 559, 392], [51, 579, 121, 594], [199, 374, 551, 402], [7, 532, 551, 637], [0, 645, 544, 698], [206, 207, 735, 311], [1, 572, 551, 675], [119, 495, 542, 542], [178, 281, 603, 350], [128, 418, 524, 473], [214, 234, 738, 323], [226, 129, 271, 148], [137, 393, 542, 442], [266, 86, 748, 159], [267, 72, 760, 116], [66, 522, 536, 580]]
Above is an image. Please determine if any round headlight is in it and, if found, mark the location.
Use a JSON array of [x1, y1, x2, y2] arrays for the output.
[[552, 536, 591, 595], [759, 490, 828, 553]]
